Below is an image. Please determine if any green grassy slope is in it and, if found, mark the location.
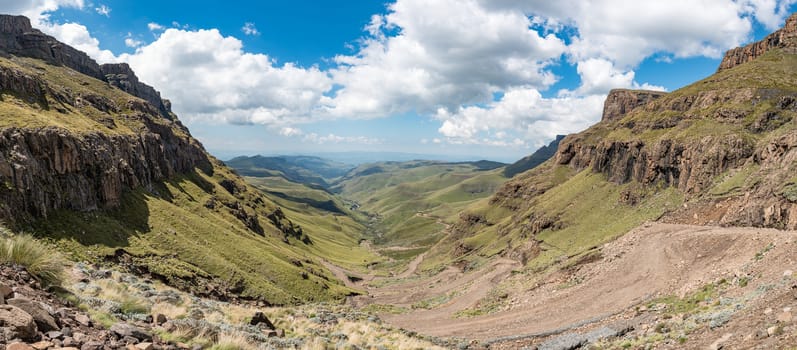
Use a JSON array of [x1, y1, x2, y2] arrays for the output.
[[0, 55, 381, 305], [426, 49, 797, 274], [244, 174, 384, 273], [332, 161, 508, 253]]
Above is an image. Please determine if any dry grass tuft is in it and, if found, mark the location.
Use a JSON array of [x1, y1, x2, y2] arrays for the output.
[[210, 331, 257, 350], [0, 233, 65, 286]]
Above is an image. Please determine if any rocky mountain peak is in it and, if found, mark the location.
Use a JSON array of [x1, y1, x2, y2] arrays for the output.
[[0, 14, 104, 80], [601, 89, 666, 122], [0, 14, 173, 118], [0, 15, 32, 34], [101, 62, 173, 117], [718, 12, 797, 71]]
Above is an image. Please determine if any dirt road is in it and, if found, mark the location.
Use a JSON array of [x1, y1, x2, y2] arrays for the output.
[[364, 223, 797, 340]]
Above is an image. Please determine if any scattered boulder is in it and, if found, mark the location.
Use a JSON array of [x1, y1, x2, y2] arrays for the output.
[[0, 304, 38, 341], [7, 343, 34, 350], [153, 313, 167, 326], [80, 341, 105, 350], [250, 311, 275, 329], [135, 342, 154, 350], [0, 282, 13, 299], [31, 341, 53, 350], [121, 335, 139, 344], [110, 323, 152, 342], [45, 330, 63, 339], [74, 314, 91, 327], [7, 297, 60, 332]]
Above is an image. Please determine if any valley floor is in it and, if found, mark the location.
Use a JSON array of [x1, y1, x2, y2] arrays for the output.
[[343, 223, 797, 349]]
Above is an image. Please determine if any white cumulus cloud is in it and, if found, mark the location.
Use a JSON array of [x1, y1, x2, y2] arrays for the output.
[[1, 0, 796, 151], [326, 0, 566, 118], [120, 28, 333, 127], [436, 88, 605, 147], [124, 33, 143, 48]]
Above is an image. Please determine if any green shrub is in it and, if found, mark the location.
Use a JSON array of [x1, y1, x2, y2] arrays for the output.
[[0, 233, 65, 286], [119, 296, 151, 315]]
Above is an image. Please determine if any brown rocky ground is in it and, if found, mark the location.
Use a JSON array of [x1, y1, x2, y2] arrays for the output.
[[352, 223, 797, 349], [0, 259, 451, 350], [0, 263, 163, 350]]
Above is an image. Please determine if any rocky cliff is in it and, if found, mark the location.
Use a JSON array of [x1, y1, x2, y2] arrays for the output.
[[0, 15, 103, 80], [0, 15, 363, 304], [601, 89, 666, 121], [0, 15, 173, 119], [442, 13, 797, 267], [0, 21, 211, 222], [101, 63, 173, 118], [0, 125, 210, 221], [718, 12, 797, 71]]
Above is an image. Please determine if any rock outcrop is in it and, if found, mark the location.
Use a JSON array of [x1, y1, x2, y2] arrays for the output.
[[0, 15, 212, 222], [0, 125, 211, 221], [101, 63, 173, 118], [0, 15, 104, 80], [718, 12, 797, 71], [554, 134, 754, 194], [0, 264, 170, 349], [0, 15, 173, 119], [482, 13, 797, 233], [601, 89, 666, 121]]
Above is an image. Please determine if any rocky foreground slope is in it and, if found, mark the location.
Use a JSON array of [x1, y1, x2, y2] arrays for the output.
[[0, 14, 377, 305]]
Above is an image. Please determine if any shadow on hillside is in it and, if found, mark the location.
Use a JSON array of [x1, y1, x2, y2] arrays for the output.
[[263, 190, 345, 214], [29, 168, 215, 250], [29, 188, 152, 249]]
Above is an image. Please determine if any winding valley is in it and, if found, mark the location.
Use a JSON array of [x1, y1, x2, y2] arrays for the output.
[[0, 9, 797, 350]]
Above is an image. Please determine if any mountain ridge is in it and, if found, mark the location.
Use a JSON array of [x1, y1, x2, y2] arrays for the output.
[[0, 14, 378, 305], [431, 13, 797, 273]]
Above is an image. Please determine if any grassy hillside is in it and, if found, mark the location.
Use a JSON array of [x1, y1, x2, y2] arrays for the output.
[[0, 54, 381, 305], [332, 161, 508, 256], [243, 174, 385, 272], [0, 56, 180, 135], [426, 48, 797, 275]]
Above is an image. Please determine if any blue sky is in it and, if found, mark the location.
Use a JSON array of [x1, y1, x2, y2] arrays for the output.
[[3, 0, 797, 162]]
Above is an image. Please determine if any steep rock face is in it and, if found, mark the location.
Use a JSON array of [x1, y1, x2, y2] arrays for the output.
[[0, 125, 211, 221], [0, 15, 171, 119], [0, 15, 103, 80], [718, 13, 797, 71], [601, 89, 667, 121], [101, 63, 173, 118], [0, 15, 212, 223], [0, 64, 46, 103], [555, 134, 754, 194]]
